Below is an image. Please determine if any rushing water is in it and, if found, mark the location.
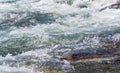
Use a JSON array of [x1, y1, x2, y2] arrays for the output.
[[0, 0, 120, 73]]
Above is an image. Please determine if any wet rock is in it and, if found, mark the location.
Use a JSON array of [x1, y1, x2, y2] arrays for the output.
[[100, 2, 120, 11], [42, 69, 62, 73], [70, 55, 120, 73], [109, 3, 120, 9], [60, 51, 95, 61], [42, 69, 56, 73], [62, 52, 119, 63], [78, 4, 88, 8], [61, 40, 120, 62], [115, 41, 120, 49], [58, 40, 120, 73]]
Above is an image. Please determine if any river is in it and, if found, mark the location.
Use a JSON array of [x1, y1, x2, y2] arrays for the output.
[[0, 0, 120, 73]]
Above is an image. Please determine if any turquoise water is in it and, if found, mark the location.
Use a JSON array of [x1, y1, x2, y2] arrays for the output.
[[0, 0, 120, 73]]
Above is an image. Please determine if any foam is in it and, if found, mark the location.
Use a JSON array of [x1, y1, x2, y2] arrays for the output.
[[0, 0, 120, 72]]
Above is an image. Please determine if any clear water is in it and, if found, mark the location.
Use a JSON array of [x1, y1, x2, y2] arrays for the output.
[[0, 0, 120, 73]]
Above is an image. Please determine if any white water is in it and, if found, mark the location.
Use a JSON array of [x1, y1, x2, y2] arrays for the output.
[[0, 0, 120, 73]]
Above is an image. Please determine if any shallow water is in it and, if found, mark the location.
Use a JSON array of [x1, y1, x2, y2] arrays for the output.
[[0, 0, 120, 73]]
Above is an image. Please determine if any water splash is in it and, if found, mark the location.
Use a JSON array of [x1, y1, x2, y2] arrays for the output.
[[0, 0, 120, 73]]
